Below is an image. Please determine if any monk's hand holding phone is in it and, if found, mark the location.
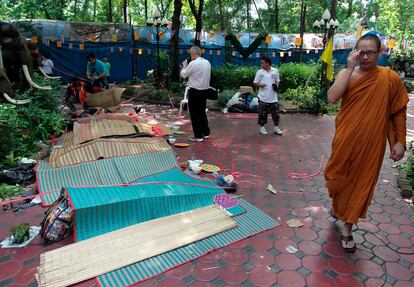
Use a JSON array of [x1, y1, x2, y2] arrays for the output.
[[347, 50, 360, 70]]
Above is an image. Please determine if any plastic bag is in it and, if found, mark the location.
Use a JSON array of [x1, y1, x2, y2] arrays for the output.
[[0, 163, 36, 185]]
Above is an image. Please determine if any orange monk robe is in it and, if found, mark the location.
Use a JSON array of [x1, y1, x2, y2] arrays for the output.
[[325, 67, 409, 224]]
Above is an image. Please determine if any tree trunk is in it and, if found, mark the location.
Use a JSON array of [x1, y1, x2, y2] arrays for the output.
[[346, 0, 353, 18], [374, 2, 379, 18], [252, 0, 264, 31], [217, 0, 225, 31], [246, 0, 250, 30], [93, 0, 97, 20], [81, 0, 89, 21], [328, 0, 337, 38], [188, 0, 204, 46], [108, 0, 113, 22], [274, 0, 279, 32], [145, 0, 148, 20], [171, 0, 183, 82], [298, 1, 306, 63], [56, 0, 66, 20], [123, 0, 128, 23], [74, 0, 78, 17], [330, 0, 337, 19]]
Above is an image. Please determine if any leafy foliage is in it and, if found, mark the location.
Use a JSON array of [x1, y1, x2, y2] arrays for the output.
[[0, 184, 23, 201], [211, 64, 258, 90], [211, 62, 320, 92], [11, 223, 30, 244], [278, 62, 319, 94], [0, 73, 64, 164], [283, 86, 338, 115]]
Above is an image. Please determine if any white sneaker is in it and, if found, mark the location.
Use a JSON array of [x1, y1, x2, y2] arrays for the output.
[[188, 136, 204, 142], [274, 126, 283, 135], [260, 126, 268, 135]]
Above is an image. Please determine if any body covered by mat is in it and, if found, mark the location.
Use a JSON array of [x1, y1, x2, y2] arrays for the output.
[[85, 87, 125, 107], [97, 199, 278, 287], [37, 205, 237, 287], [49, 137, 171, 168], [73, 119, 153, 144], [64, 182, 225, 241], [36, 150, 179, 206]]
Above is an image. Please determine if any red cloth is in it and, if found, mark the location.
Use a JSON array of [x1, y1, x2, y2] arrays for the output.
[[69, 82, 87, 104]]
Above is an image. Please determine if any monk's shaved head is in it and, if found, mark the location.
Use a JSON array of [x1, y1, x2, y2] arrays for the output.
[[356, 34, 381, 51]]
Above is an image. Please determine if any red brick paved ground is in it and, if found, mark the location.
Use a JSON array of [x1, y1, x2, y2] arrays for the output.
[[0, 94, 413, 287]]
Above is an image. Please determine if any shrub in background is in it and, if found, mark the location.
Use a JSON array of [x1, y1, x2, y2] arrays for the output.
[[278, 62, 320, 94], [0, 74, 64, 165], [211, 64, 257, 90]]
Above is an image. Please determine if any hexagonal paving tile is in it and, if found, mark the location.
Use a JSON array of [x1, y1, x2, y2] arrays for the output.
[[274, 253, 301, 271], [222, 249, 248, 266], [248, 267, 276, 287]]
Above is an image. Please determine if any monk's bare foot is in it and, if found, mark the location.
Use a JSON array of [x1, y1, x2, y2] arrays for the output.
[[341, 223, 356, 253]]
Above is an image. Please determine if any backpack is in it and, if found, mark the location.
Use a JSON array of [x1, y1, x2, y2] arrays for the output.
[[40, 190, 73, 244]]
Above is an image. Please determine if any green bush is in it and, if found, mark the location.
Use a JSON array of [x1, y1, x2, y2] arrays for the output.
[[283, 86, 339, 114], [0, 73, 64, 165], [0, 184, 23, 201], [278, 62, 320, 94], [211, 62, 321, 94], [211, 64, 258, 90]]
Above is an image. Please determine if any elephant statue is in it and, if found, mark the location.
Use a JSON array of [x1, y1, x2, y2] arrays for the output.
[[0, 21, 53, 104], [0, 67, 30, 104]]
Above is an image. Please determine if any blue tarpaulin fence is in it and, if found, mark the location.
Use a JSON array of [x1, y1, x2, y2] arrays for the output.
[[19, 20, 389, 82]]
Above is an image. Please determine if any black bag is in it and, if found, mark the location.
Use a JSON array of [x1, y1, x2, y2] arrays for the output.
[[206, 87, 219, 100], [0, 163, 35, 185]]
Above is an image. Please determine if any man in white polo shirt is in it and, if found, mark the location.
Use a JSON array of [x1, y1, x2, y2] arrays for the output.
[[180, 46, 212, 142], [253, 56, 282, 135]]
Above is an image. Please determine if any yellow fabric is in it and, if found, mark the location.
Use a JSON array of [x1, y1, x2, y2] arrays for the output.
[[356, 23, 363, 40], [325, 67, 409, 224], [321, 37, 334, 81]]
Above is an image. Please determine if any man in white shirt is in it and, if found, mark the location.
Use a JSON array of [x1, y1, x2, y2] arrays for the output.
[[41, 55, 54, 76], [180, 46, 212, 142], [253, 56, 282, 135]]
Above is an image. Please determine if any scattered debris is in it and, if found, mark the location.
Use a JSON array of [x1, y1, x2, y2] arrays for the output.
[[286, 219, 304, 228], [268, 183, 277, 194], [286, 245, 298, 254], [202, 266, 219, 271]]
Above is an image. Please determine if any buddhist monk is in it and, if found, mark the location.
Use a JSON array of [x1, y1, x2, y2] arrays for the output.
[[325, 33, 409, 253]]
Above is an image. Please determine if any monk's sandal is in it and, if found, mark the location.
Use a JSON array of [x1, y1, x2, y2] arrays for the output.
[[341, 235, 356, 253]]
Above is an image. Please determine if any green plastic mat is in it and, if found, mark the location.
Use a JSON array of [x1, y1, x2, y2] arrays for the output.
[[65, 182, 225, 242], [36, 150, 178, 206]]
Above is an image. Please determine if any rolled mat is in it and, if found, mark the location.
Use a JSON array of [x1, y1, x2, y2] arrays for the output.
[[97, 199, 279, 287], [37, 205, 237, 287]]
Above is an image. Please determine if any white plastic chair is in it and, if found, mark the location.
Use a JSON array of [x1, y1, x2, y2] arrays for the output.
[[179, 85, 190, 117]]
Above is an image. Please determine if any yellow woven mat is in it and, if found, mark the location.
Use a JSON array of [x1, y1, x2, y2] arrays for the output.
[[36, 205, 237, 287], [49, 137, 171, 167]]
